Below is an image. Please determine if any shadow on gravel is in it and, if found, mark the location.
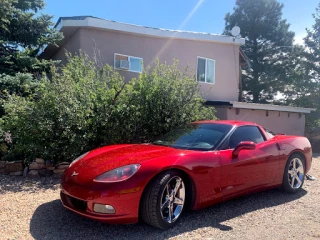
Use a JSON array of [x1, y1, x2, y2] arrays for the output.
[[0, 175, 60, 194], [30, 188, 307, 240]]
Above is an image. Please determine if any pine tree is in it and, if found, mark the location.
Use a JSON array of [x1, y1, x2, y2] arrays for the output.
[[224, 0, 295, 103], [291, 3, 320, 130], [304, 2, 320, 94], [0, 0, 63, 75]]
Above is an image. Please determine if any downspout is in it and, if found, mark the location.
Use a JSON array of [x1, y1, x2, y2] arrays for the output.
[[238, 63, 243, 102]]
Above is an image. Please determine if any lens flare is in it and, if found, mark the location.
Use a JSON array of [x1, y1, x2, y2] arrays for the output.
[[149, 0, 205, 65]]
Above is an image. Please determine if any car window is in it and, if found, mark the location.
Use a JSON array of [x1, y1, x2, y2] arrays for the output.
[[228, 126, 265, 149], [153, 123, 232, 150]]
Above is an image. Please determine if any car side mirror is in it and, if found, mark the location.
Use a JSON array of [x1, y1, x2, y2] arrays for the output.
[[232, 141, 256, 158]]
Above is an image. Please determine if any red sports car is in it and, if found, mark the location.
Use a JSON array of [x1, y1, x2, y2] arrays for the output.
[[60, 120, 312, 229]]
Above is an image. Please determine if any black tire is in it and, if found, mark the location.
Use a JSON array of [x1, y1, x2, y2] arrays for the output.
[[140, 170, 186, 229], [282, 153, 306, 193]]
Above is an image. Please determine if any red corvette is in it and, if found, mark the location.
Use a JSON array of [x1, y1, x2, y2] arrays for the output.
[[60, 120, 312, 229]]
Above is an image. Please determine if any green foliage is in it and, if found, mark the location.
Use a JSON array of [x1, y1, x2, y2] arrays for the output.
[[287, 3, 320, 131], [1, 53, 216, 163], [288, 95, 320, 131], [224, 0, 319, 131], [1, 52, 127, 162], [0, 72, 40, 96], [122, 60, 216, 143], [0, 0, 63, 75], [0, 72, 41, 116], [305, 2, 320, 76], [224, 0, 295, 103], [303, 2, 320, 107]]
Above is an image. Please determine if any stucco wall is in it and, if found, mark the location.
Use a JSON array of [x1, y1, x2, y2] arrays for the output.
[[215, 107, 228, 120], [70, 28, 240, 101], [215, 107, 306, 136], [52, 29, 81, 65]]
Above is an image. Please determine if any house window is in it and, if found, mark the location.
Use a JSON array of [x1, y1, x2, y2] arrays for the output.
[[114, 53, 143, 73], [197, 57, 215, 84]]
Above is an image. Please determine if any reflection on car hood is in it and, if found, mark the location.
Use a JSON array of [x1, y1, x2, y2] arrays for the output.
[[83, 144, 181, 168], [64, 144, 183, 185]]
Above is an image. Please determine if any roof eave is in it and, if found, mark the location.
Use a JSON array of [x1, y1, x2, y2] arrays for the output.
[[205, 100, 316, 114], [57, 17, 246, 45], [230, 101, 316, 114]]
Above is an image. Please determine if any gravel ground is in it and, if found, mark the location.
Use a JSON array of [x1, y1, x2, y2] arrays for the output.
[[0, 156, 319, 240]]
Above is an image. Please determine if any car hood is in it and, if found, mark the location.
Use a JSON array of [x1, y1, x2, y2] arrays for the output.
[[64, 144, 183, 185]]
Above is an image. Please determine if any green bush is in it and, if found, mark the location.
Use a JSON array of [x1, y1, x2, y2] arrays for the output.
[[122, 60, 216, 142], [1, 53, 215, 163]]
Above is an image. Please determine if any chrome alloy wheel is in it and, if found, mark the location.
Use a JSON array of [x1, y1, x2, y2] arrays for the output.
[[160, 176, 185, 223], [288, 157, 304, 189]]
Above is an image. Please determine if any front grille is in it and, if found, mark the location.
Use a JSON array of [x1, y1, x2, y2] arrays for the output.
[[61, 192, 87, 212], [69, 196, 87, 211]]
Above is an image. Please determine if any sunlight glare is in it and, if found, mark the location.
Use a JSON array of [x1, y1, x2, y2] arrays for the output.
[[149, 0, 205, 65]]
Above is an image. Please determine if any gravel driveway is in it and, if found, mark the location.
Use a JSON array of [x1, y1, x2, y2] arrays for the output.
[[1, 156, 319, 240]]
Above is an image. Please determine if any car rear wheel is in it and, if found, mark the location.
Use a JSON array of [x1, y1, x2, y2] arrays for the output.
[[282, 154, 305, 193], [140, 170, 186, 229]]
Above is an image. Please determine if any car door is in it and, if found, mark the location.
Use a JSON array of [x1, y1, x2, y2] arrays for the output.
[[219, 125, 279, 197]]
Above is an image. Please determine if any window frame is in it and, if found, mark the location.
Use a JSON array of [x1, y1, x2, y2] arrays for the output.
[[114, 53, 143, 73], [196, 56, 216, 84]]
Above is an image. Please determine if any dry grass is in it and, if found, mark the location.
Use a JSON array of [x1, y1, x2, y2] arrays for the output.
[[0, 157, 319, 240]]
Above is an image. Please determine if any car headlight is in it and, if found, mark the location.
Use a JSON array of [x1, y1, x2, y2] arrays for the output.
[[69, 152, 89, 167], [93, 164, 141, 183]]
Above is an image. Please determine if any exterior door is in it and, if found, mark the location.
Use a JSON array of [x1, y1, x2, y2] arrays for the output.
[[219, 126, 279, 197]]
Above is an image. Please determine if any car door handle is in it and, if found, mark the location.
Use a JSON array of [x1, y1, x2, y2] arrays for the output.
[[276, 143, 281, 150]]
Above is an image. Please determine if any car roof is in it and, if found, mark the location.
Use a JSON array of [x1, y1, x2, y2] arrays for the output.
[[192, 120, 258, 127]]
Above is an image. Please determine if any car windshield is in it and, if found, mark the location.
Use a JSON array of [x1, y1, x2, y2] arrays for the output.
[[153, 123, 232, 150]]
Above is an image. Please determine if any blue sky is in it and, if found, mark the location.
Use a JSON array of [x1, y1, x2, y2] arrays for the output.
[[44, 0, 319, 44]]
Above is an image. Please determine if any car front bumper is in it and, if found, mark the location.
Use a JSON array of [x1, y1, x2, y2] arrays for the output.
[[60, 181, 142, 224]]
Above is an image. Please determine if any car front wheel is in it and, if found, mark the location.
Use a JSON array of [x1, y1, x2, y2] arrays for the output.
[[282, 154, 305, 193], [141, 170, 186, 229]]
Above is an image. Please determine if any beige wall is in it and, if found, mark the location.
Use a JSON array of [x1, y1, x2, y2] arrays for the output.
[[60, 27, 240, 101], [52, 29, 82, 65], [215, 107, 306, 136]]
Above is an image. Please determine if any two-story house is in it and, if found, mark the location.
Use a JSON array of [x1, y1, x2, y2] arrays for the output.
[[40, 16, 315, 136]]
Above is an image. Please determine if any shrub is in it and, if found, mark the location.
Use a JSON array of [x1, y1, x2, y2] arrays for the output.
[[1, 52, 128, 162], [1, 53, 215, 163], [122, 60, 216, 142]]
